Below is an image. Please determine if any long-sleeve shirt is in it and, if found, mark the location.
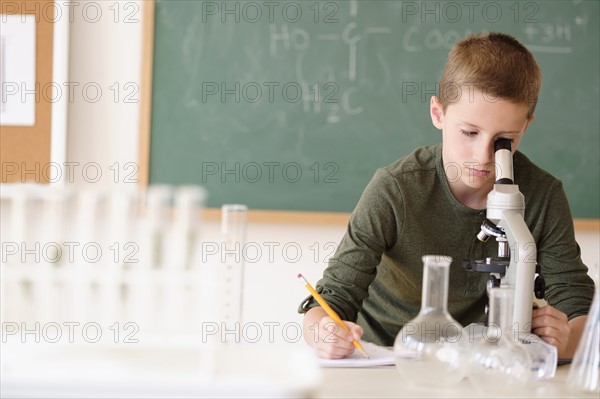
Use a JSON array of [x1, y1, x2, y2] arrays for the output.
[[298, 144, 595, 346]]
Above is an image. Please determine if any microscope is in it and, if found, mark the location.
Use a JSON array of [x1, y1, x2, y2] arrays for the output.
[[464, 138, 545, 334]]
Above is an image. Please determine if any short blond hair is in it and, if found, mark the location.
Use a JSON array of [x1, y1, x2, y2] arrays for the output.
[[438, 32, 541, 118]]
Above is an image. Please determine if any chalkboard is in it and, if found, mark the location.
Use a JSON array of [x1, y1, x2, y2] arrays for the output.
[[149, 0, 599, 218]]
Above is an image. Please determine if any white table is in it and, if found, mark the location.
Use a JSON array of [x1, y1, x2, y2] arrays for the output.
[[314, 365, 598, 398]]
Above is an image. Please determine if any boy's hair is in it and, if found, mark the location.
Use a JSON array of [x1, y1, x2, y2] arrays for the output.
[[438, 32, 541, 118]]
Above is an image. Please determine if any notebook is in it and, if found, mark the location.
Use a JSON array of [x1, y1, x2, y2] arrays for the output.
[[318, 341, 395, 368]]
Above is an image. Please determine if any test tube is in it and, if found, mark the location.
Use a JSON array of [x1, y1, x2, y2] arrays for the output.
[[39, 187, 67, 262], [69, 189, 102, 321], [219, 204, 248, 336], [100, 190, 137, 325], [131, 185, 172, 332], [163, 186, 205, 333], [140, 185, 172, 269], [2, 186, 34, 323], [171, 185, 205, 270], [36, 187, 68, 323], [105, 189, 138, 259], [567, 286, 600, 393], [7, 186, 29, 252]]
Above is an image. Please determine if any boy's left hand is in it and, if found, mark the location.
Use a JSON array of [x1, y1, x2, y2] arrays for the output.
[[531, 305, 570, 357]]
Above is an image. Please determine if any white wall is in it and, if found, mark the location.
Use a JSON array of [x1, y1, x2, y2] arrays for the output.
[[196, 221, 598, 331], [66, 1, 599, 332]]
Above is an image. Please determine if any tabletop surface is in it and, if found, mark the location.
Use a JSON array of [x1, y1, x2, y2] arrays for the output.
[[313, 365, 598, 399]]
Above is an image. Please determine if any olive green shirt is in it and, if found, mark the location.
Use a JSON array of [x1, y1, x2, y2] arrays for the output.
[[298, 144, 595, 346]]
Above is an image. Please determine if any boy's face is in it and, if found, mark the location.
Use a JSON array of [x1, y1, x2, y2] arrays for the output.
[[430, 89, 533, 201]]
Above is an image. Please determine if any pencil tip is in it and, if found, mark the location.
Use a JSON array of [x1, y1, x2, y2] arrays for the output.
[[297, 273, 303, 279]]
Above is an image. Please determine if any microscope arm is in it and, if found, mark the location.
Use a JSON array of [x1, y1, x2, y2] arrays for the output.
[[498, 210, 537, 334]]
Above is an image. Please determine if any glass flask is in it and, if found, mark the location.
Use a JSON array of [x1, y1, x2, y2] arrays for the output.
[[394, 255, 468, 387], [467, 287, 533, 393], [567, 284, 600, 394]]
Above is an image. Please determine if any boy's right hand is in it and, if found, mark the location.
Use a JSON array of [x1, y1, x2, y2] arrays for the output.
[[311, 316, 364, 359]]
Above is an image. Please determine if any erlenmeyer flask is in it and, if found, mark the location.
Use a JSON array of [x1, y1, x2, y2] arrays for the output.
[[467, 287, 532, 393], [394, 255, 468, 387], [567, 284, 600, 394]]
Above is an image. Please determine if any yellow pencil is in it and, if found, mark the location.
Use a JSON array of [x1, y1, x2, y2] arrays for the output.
[[298, 273, 369, 358]]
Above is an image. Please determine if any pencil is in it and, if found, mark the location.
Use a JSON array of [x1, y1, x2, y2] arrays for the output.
[[298, 273, 369, 358]]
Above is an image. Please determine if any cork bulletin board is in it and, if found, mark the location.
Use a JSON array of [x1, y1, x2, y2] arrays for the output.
[[0, 0, 67, 185]]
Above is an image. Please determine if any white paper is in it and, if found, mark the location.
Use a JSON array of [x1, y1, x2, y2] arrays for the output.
[[318, 341, 395, 368], [0, 14, 36, 126]]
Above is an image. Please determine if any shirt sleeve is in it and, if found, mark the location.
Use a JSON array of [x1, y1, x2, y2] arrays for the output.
[[297, 168, 401, 321], [536, 180, 596, 319]]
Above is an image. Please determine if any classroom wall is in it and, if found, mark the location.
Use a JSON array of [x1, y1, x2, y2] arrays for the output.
[[208, 222, 600, 333], [66, 1, 599, 330]]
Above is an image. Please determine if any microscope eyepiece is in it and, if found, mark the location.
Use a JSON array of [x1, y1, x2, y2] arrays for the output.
[[494, 138, 514, 184], [494, 138, 512, 152]]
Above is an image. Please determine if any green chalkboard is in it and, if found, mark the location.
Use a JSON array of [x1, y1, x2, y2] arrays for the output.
[[149, 0, 599, 218]]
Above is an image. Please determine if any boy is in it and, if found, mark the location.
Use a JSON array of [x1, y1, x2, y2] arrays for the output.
[[298, 32, 595, 360]]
